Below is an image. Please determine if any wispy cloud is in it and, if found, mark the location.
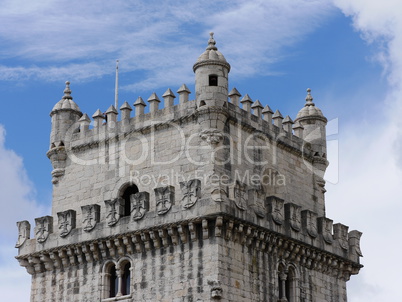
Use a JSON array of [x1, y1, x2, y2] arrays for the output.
[[0, 0, 335, 90], [328, 1, 402, 300]]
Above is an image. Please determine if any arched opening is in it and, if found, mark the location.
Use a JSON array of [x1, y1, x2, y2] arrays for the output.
[[209, 75, 218, 86], [121, 184, 139, 217], [121, 262, 131, 295], [109, 265, 118, 298]]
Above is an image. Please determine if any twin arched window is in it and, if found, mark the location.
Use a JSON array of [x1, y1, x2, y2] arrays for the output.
[[104, 260, 131, 299], [278, 264, 298, 302]]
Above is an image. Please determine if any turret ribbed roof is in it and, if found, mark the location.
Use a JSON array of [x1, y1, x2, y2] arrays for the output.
[[193, 32, 230, 72], [51, 81, 81, 115], [296, 88, 326, 120]]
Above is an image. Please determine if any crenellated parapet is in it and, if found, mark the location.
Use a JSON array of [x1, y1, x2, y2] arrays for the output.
[[16, 209, 362, 280], [16, 180, 363, 277]]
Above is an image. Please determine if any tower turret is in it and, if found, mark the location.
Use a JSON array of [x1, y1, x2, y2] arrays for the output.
[[295, 88, 329, 199], [47, 81, 82, 184], [193, 32, 230, 108], [49, 81, 82, 148]]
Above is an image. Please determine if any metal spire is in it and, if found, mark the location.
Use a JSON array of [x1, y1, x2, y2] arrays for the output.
[[114, 60, 119, 109]]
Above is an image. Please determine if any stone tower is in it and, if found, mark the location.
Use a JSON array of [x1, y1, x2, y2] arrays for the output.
[[16, 33, 363, 302]]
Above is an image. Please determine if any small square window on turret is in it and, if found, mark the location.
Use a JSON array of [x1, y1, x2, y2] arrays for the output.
[[209, 75, 218, 86]]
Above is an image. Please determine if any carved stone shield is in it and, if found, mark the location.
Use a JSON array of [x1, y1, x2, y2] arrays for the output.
[[15, 220, 30, 248], [333, 223, 349, 250], [249, 189, 265, 218], [302, 210, 318, 238], [318, 217, 333, 244], [180, 179, 201, 209], [105, 198, 123, 226], [232, 182, 247, 211], [267, 196, 284, 225], [285, 203, 301, 231], [130, 192, 150, 220], [57, 210, 76, 237], [348, 230, 363, 257], [81, 204, 100, 232], [155, 186, 174, 215], [34, 216, 53, 243]]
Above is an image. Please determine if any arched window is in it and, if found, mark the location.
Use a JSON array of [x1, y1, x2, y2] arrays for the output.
[[209, 75, 218, 86], [109, 265, 118, 298], [121, 262, 131, 295], [121, 184, 139, 217], [278, 264, 299, 302], [103, 260, 132, 300]]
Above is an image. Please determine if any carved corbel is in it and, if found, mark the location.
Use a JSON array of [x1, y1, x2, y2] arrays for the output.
[[202, 219, 209, 239], [215, 216, 223, 237], [167, 227, 179, 245]]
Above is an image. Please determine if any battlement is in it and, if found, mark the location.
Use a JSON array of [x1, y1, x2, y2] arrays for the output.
[[66, 85, 307, 146], [16, 194, 362, 279]]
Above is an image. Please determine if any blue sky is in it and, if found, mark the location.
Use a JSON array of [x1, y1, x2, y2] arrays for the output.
[[1, 1, 401, 301]]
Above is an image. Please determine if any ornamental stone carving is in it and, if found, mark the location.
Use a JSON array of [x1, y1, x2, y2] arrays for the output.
[[57, 210, 76, 237], [34, 216, 53, 243], [81, 204, 100, 232], [267, 196, 284, 225], [231, 181, 247, 211], [285, 203, 301, 231], [180, 179, 201, 209], [348, 230, 363, 257], [208, 280, 223, 299], [333, 223, 349, 250], [15, 220, 30, 248], [155, 186, 174, 215], [130, 192, 150, 220], [302, 210, 318, 238], [105, 198, 124, 226], [249, 189, 265, 218], [318, 217, 333, 244], [200, 129, 223, 145]]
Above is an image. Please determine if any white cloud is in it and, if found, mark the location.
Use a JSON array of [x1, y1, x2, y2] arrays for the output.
[[0, 124, 48, 301], [0, 0, 335, 90], [327, 1, 402, 301]]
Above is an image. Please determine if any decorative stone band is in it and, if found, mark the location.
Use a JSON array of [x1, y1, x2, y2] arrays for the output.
[[16, 214, 362, 281], [192, 59, 231, 72]]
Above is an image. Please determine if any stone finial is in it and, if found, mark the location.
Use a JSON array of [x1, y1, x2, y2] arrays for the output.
[[63, 81, 73, 100], [78, 113, 91, 134], [282, 115, 294, 135], [162, 88, 176, 108], [120, 101, 132, 121], [177, 84, 191, 104], [206, 32, 217, 51], [105, 105, 118, 127], [105, 105, 118, 115], [293, 121, 304, 138], [92, 109, 104, 128], [147, 93, 160, 113], [134, 96, 146, 116], [240, 94, 253, 112], [272, 110, 283, 128], [228, 88, 241, 106], [251, 100, 263, 117], [262, 105, 274, 124], [305, 88, 315, 107]]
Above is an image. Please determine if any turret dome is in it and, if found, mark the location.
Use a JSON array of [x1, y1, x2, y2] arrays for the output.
[[193, 32, 230, 72], [295, 88, 326, 121], [50, 81, 81, 115]]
